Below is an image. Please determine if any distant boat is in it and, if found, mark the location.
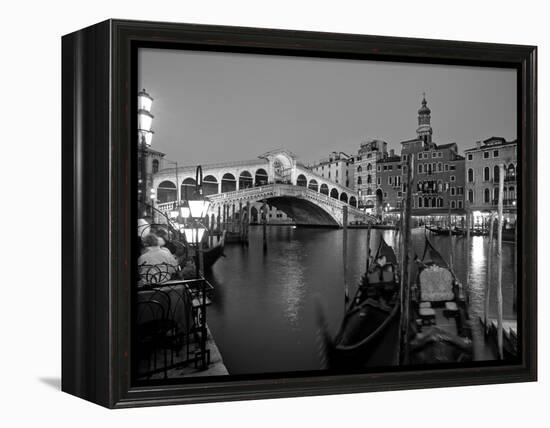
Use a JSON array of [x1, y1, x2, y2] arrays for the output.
[[408, 237, 473, 364], [317, 237, 401, 369], [425, 225, 463, 236]]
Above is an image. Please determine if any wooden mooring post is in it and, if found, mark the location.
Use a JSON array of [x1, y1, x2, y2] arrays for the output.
[[262, 200, 267, 251], [216, 205, 221, 242], [496, 164, 505, 359], [398, 155, 414, 365], [484, 213, 495, 333], [343, 205, 349, 306], [366, 223, 372, 273]]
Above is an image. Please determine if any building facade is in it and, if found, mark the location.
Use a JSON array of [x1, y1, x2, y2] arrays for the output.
[[354, 139, 388, 209], [309, 151, 355, 189], [375, 96, 466, 218], [464, 137, 517, 222]]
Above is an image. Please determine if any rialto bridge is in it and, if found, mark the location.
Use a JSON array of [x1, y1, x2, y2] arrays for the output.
[[152, 149, 377, 227]]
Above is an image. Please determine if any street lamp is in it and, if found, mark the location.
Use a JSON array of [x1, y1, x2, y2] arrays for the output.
[[178, 165, 211, 370], [138, 89, 154, 207]]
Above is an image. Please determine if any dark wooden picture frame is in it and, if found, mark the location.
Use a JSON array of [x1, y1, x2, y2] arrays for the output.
[[62, 19, 537, 408]]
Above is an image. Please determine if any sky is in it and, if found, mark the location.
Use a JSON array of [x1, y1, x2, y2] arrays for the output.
[[138, 48, 517, 167]]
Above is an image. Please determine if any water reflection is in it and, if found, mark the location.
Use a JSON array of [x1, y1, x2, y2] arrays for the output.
[[206, 226, 516, 375]]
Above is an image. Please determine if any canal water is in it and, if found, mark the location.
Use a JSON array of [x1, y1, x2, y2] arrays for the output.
[[206, 226, 517, 375]]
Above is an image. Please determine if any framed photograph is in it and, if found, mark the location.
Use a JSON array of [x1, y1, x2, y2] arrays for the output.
[[62, 19, 537, 408]]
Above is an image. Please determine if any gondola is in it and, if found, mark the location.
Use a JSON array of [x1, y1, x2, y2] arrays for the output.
[[317, 237, 401, 369], [425, 225, 464, 236], [199, 231, 226, 270], [408, 237, 472, 364]]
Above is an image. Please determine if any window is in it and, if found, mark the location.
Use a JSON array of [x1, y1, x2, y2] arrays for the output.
[[367, 163, 372, 171], [484, 188, 490, 203], [388, 176, 392, 185], [377, 165, 381, 172], [450, 175, 456, 182], [418, 164, 423, 174], [388, 165, 393, 170], [357, 177, 362, 185], [398, 191, 402, 197], [377, 178, 381, 185], [468, 189, 474, 203], [424, 153, 429, 159], [367, 174, 371, 184], [449, 165, 456, 171], [467, 153, 473, 161], [432, 152, 437, 158], [451, 200, 456, 209], [384, 192, 388, 198], [357, 166, 362, 173], [418, 197, 423, 207], [445, 164, 449, 171], [451, 187, 456, 196], [152, 159, 159, 174], [438, 197, 443, 207], [484, 151, 489, 159], [468, 168, 474, 182], [383, 165, 388, 171], [438, 163, 443, 172], [458, 200, 463, 209], [494, 150, 499, 158], [494, 187, 499, 201], [484, 167, 490, 181], [494, 165, 500, 182], [438, 152, 443, 158], [418, 153, 422, 160]]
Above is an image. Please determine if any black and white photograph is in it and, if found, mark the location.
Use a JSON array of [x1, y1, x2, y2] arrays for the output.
[[135, 48, 519, 381]]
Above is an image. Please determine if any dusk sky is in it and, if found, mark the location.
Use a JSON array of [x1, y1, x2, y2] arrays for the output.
[[138, 48, 517, 167]]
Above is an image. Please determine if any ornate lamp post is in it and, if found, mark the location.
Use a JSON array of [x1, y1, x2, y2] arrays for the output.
[[138, 89, 154, 207], [180, 165, 211, 369]]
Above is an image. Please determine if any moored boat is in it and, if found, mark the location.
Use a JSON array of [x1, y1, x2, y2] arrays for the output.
[[317, 236, 401, 369], [409, 237, 473, 364]]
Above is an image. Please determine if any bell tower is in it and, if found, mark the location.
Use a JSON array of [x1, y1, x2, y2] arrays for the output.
[[416, 93, 433, 145]]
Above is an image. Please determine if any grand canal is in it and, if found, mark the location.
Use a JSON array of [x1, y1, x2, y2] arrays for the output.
[[206, 226, 517, 375]]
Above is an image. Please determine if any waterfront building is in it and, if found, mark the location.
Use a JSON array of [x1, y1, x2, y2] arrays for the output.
[[375, 152, 402, 214], [309, 151, 355, 189], [464, 136, 517, 224], [376, 95, 466, 219], [354, 139, 388, 211]]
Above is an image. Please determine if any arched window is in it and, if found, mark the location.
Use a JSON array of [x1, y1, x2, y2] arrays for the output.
[[330, 188, 339, 199], [484, 167, 490, 181], [493, 187, 499, 201], [308, 179, 319, 192], [349, 196, 357, 208], [357, 165, 362, 173], [484, 188, 490, 203], [181, 177, 196, 200], [468, 168, 474, 182], [418, 197, 423, 208], [357, 176, 362, 185], [202, 175, 218, 196], [438, 162, 443, 172], [451, 200, 456, 209], [320, 184, 329, 195], [367, 174, 372, 184], [468, 189, 474, 203], [424, 197, 429, 207], [507, 164, 516, 180], [297, 174, 307, 187], [494, 165, 500, 182], [509, 185, 515, 200], [238, 171, 253, 189], [152, 159, 159, 174], [438, 197, 444, 207], [221, 173, 236, 193], [366, 164, 372, 171], [255, 168, 268, 186], [366, 188, 372, 196], [157, 180, 177, 203], [340, 192, 348, 203]]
